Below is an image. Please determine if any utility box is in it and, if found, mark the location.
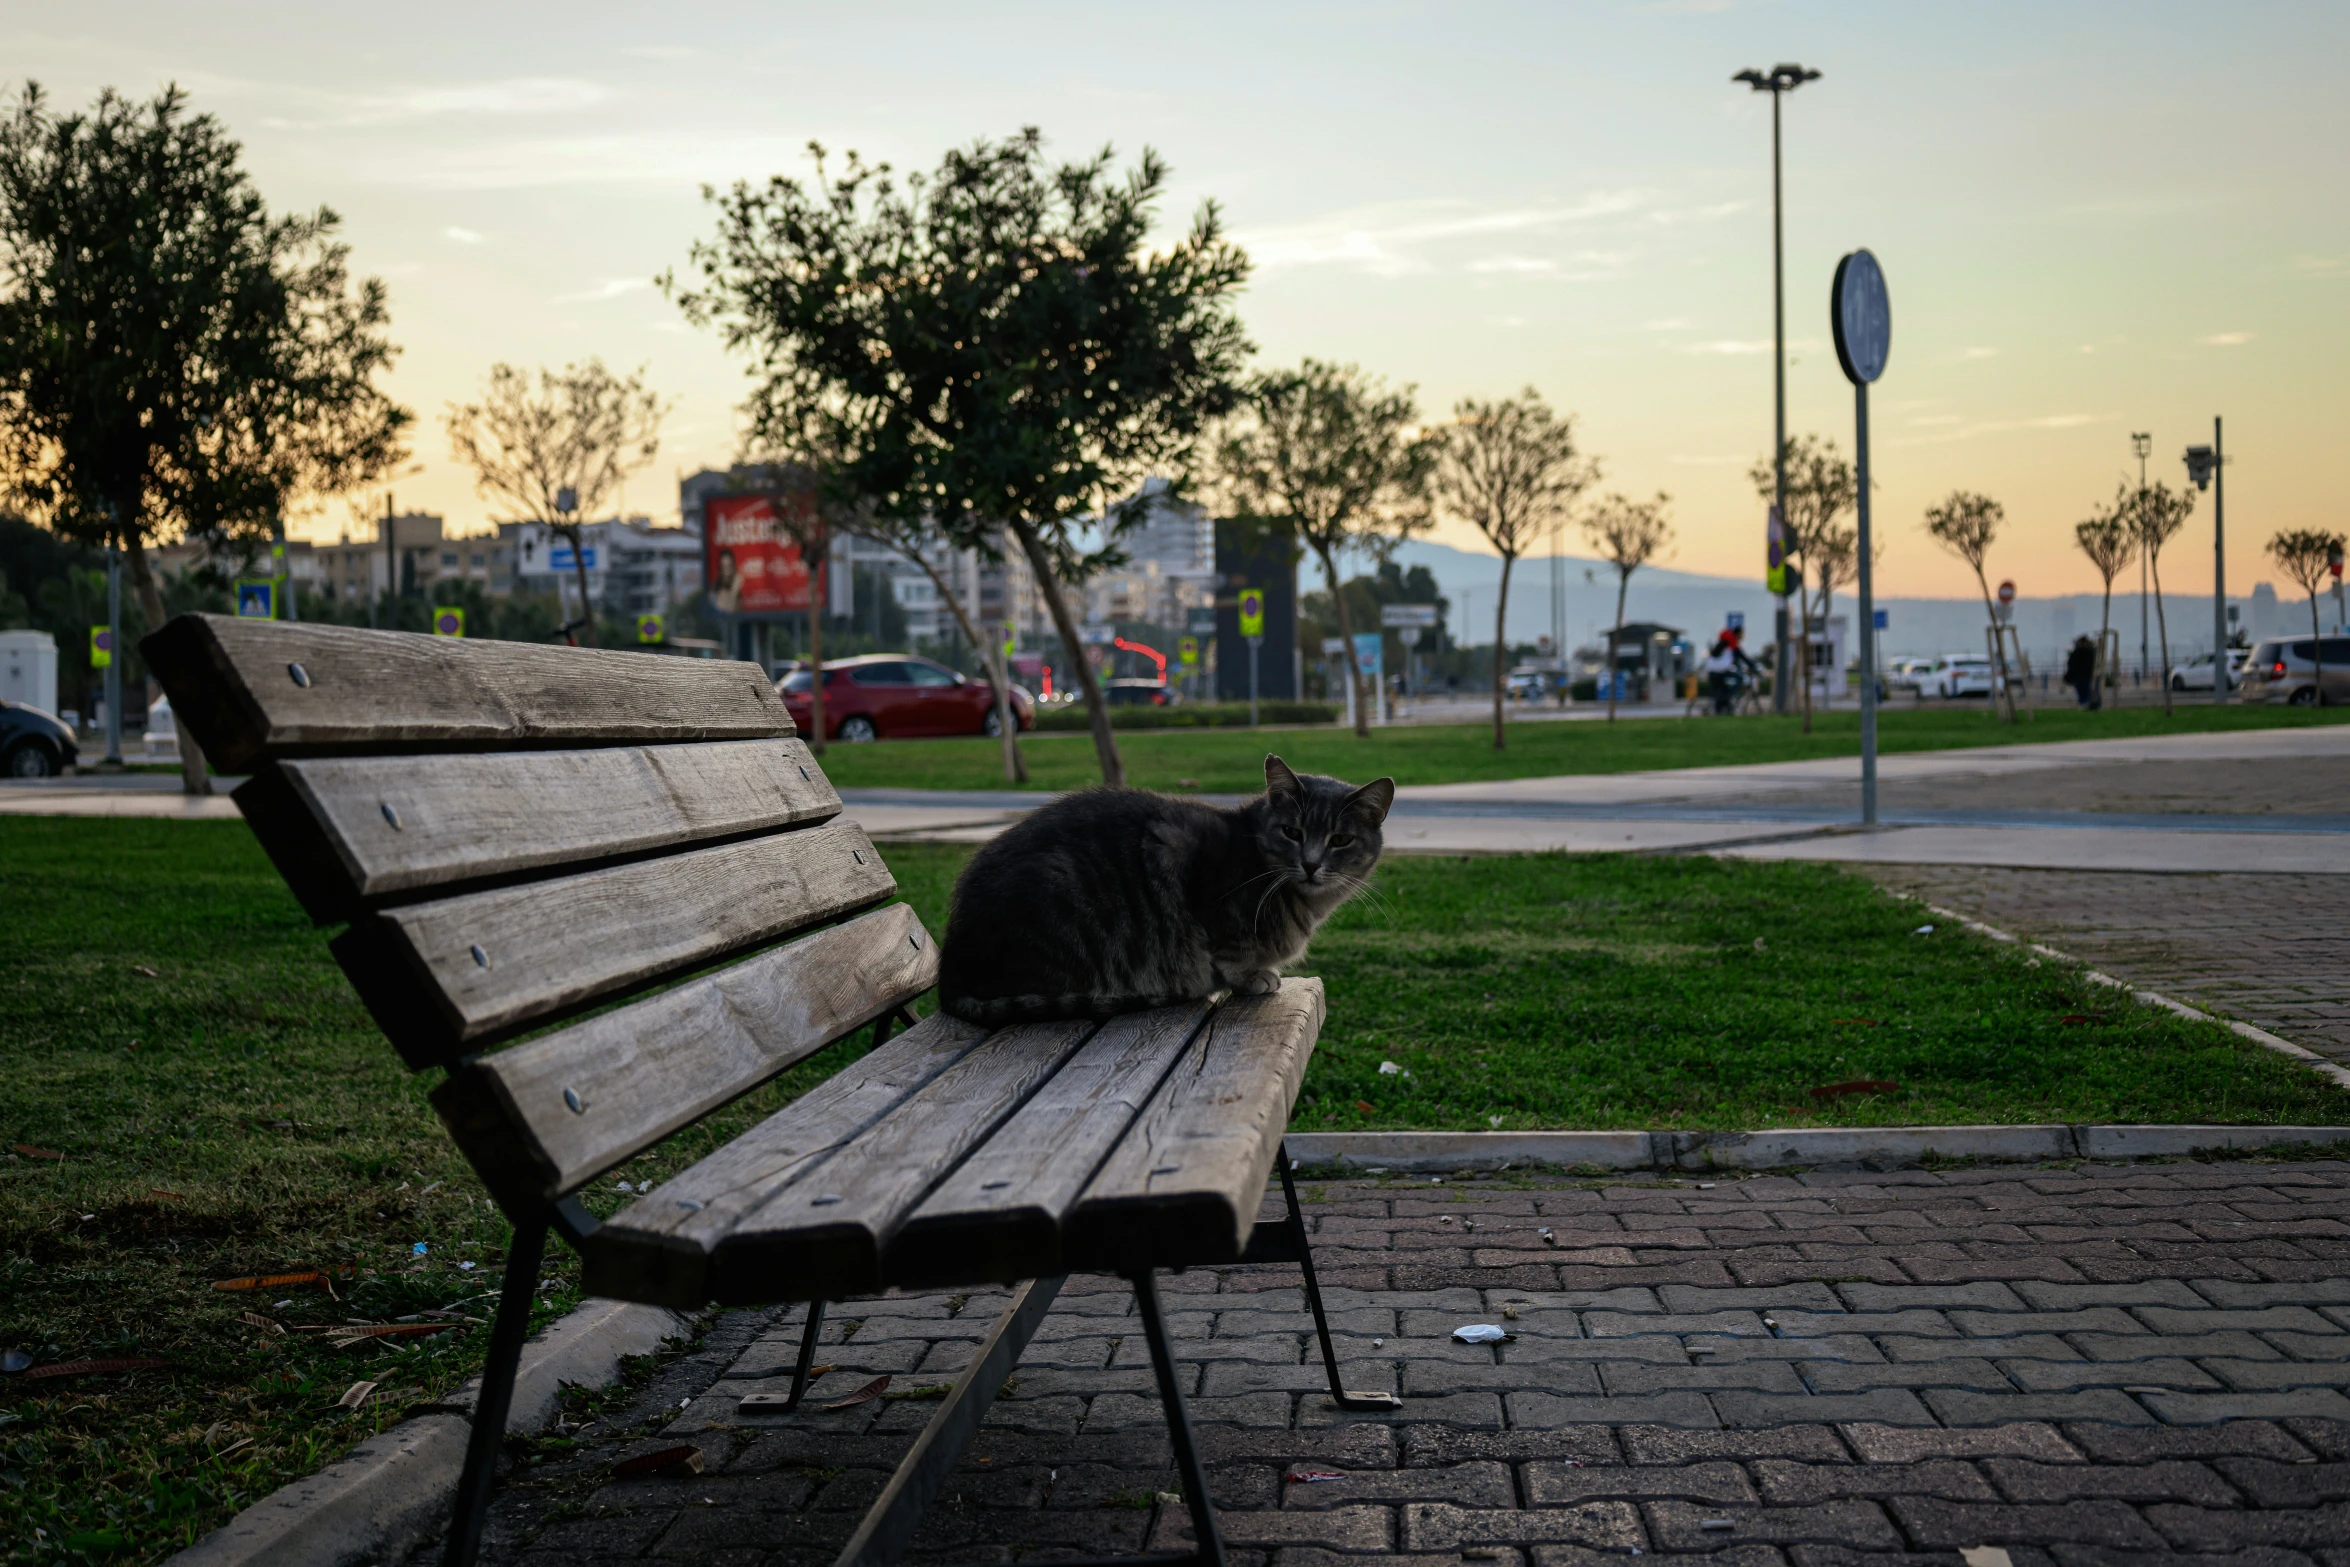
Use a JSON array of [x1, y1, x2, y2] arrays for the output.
[[0, 630, 58, 715]]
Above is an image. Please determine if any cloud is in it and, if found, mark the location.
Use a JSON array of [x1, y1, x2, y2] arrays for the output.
[[1468, 255, 1559, 276], [1959, 346, 1997, 360], [1668, 453, 1750, 466], [551, 278, 655, 304], [1889, 412, 2108, 446], [1645, 318, 1693, 331], [1236, 192, 1651, 278], [1681, 339, 1771, 355], [1645, 200, 1750, 226], [337, 77, 614, 125], [2293, 254, 2349, 277], [444, 226, 487, 245], [2197, 331, 2255, 346]]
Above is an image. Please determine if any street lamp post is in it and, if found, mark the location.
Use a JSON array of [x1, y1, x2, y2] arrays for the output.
[[2182, 423, 2227, 704], [1734, 62, 1822, 713], [2131, 432, 2151, 681]]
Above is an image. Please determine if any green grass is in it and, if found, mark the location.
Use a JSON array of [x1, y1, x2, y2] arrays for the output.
[[814, 702, 2350, 793], [2, 818, 2340, 1561]]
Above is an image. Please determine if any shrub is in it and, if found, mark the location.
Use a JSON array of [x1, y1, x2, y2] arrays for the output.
[[1033, 700, 1340, 731]]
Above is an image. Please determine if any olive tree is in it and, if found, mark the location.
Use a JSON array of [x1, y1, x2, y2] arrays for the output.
[[670, 129, 1250, 787], [0, 83, 409, 791], [2266, 527, 2346, 702], [2125, 481, 2196, 717], [2073, 489, 2136, 690], [1579, 492, 1673, 722], [1922, 489, 2018, 722]]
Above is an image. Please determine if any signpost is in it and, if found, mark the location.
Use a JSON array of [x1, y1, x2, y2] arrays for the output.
[[1238, 588, 1265, 726], [1996, 579, 2016, 621], [432, 606, 465, 638], [103, 545, 121, 766], [1380, 604, 1437, 700], [1831, 246, 1890, 828], [235, 579, 277, 619], [1352, 632, 1385, 726]]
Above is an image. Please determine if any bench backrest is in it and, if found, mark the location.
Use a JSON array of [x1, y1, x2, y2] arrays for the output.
[[145, 614, 935, 1214]]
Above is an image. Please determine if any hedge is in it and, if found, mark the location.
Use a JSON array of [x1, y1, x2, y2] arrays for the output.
[[1033, 699, 1341, 731]]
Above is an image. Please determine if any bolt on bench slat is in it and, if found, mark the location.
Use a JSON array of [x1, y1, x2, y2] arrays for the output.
[[143, 613, 792, 772], [333, 816, 897, 1068], [237, 738, 839, 923], [1065, 979, 1326, 1274], [431, 903, 938, 1209], [886, 999, 1216, 1290]]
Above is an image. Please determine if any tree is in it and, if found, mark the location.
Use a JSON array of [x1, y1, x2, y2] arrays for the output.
[[1431, 390, 1599, 750], [1749, 436, 1858, 732], [2267, 527, 2346, 704], [1922, 490, 2019, 722], [1214, 360, 1434, 737], [2073, 490, 2137, 691], [0, 83, 410, 792], [2125, 480, 2195, 717], [1579, 491, 1673, 722], [445, 360, 667, 640], [670, 129, 1250, 788]]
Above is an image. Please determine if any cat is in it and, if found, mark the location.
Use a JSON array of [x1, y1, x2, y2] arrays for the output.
[[937, 754, 1395, 1025]]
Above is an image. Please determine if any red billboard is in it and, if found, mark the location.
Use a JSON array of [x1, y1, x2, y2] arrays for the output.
[[705, 491, 822, 616]]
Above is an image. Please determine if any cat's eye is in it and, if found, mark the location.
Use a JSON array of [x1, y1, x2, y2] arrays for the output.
[[1280, 825, 1303, 842], [1328, 834, 1353, 848]]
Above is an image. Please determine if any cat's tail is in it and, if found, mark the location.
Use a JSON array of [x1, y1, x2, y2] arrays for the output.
[[941, 990, 1188, 1026]]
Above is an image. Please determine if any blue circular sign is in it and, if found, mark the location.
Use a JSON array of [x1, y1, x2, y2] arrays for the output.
[[1832, 248, 1890, 385]]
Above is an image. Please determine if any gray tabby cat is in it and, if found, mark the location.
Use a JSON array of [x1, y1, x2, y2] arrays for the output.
[[938, 755, 1394, 1024]]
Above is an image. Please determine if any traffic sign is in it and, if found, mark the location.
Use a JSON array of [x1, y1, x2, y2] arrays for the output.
[[1831, 248, 1891, 386], [1379, 603, 1438, 629], [1725, 612, 1745, 632], [1874, 608, 1890, 630], [1178, 637, 1199, 666], [1997, 580, 2016, 604], [1237, 589, 1265, 640], [432, 606, 466, 637], [1078, 622, 1116, 647], [1186, 607, 1218, 636], [235, 579, 276, 619], [636, 613, 665, 644], [89, 626, 112, 669]]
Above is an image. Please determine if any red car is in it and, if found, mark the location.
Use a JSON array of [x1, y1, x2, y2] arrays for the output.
[[778, 655, 1035, 742]]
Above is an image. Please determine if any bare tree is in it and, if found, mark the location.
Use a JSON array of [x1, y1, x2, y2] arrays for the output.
[[1749, 436, 1857, 733], [1214, 360, 1434, 737], [2126, 481, 2196, 717], [1922, 490, 2018, 722], [838, 510, 1029, 780], [1579, 492, 1673, 722], [2073, 489, 2137, 692], [2267, 527, 2347, 704], [1432, 390, 1599, 750], [445, 360, 667, 638]]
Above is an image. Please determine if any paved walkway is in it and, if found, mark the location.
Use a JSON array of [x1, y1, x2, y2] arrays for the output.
[[1860, 866, 2350, 1073], [446, 1161, 2350, 1565]]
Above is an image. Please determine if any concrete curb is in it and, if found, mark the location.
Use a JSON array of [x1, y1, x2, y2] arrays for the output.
[[172, 1298, 684, 1567], [1285, 1124, 2350, 1173]]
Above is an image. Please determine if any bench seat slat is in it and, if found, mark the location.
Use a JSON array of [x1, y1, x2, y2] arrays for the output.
[[1062, 979, 1324, 1274], [249, 739, 839, 921], [706, 1019, 1100, 1302], [882, 1001, 1215, 1289], [429, 903, 937, 1209], [580, 1012, 992, 1307], [334, 817, 895, 1067], [144, 614, 791, 772]]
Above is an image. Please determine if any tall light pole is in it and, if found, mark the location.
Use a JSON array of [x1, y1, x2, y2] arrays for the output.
[[2183, 423, 2227, 704], [1735, 62, 1822, 712], [2131, 431, 2151, 679]]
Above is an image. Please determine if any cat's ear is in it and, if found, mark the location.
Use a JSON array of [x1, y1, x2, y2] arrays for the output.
[[1264, 754, 1301, 801], [1346, 777, 1397, 824]]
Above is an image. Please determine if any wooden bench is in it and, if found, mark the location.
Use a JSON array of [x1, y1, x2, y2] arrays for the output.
[[145, 613, 1392, 1567]]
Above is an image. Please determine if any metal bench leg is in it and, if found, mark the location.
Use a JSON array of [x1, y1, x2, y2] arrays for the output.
[[777, 1299, 828, 1412], [1277, 1143, 1403, 1414], [442, 1214, 549, 1567], [1131, 1266, 1227, 1567]]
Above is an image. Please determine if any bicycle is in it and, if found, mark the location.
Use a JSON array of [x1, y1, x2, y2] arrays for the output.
[[1685, 675, 1764, 718]]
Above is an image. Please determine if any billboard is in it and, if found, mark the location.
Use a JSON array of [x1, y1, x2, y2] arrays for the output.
[[705, 492, 820, 617]]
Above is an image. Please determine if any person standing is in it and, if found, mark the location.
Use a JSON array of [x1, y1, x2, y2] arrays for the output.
[[2064, 635, 2100, 710]]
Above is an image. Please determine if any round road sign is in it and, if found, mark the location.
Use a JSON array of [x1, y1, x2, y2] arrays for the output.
[[1997, 580, 2016, 605], [1831, 248, 1891, 386]]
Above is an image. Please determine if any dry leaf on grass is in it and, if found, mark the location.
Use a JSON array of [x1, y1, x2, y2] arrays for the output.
[[150, 1189, 187, 1201], [10, 1145, 62, 1161], [335, 1380, 379, 1410], [131, 965, 159, 977], [325, 1323, 456, 1349], [24, 1357, 175, 1379], [210, 1268, 348, 1293], [1806, 1079, 1900, 1101], [237, 1312, 286, 1335]]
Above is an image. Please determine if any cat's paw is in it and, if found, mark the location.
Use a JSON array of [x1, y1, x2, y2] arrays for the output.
[[1233, 969, 1281, 996]]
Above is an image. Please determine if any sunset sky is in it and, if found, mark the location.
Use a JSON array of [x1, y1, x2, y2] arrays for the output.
[[12, 0, 2346, 599]]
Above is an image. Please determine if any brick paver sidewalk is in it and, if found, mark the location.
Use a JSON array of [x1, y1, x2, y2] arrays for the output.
[[444, 1160, 2350, 1566], [1855, 868, 2350, 1070]]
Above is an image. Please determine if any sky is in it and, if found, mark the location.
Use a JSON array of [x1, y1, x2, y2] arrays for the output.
[[11, 0, 2347, 600]]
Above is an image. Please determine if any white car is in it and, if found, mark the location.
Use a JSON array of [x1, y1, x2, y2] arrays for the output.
[[1886, 657, 1935, 695], [143, 695, 180, 758], [1925, 654, 1996, 699], [2168, 649, 2249, 692]]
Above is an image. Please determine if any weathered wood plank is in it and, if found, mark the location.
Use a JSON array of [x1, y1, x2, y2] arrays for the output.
[[707, 1019, 1099, 1301], [882, 1001, 1214, 1289], [263, 738, 840, 920], [142, 613, 791, 771], [333, 817, 896, 1067], [430, 903, 937, 1210], [579, 1012, 992, 1308], [1061, 979, 1325, 1275]]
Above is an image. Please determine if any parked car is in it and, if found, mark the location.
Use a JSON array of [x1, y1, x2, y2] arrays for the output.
[[144, 695, 180, 759], [2239, 637, 2350, 707], [0, 698, 78, 777], [1102, 678, 1173, 707], [1921, 653, 2024, 699], [777, 655, 1035, 741], [1886, 657, 1936, 695], [2168, 649, 2251, 692]]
